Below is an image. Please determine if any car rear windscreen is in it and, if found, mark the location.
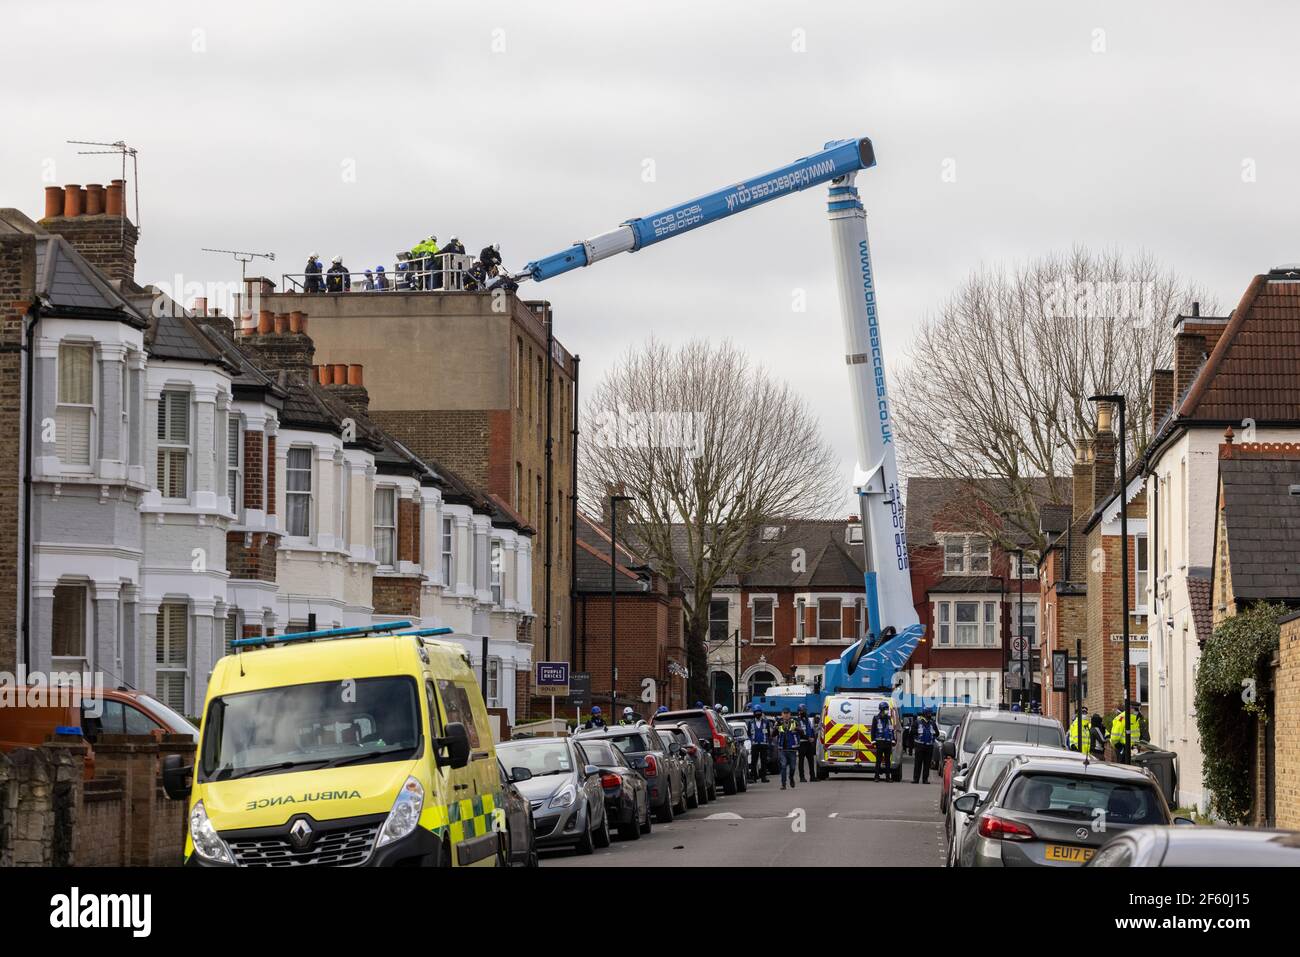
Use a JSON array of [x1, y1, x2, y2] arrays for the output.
[[657, 713, 713, 740], [604, 732, 653, 753], [578, 741, 619, 765], [962, 719, 1064, 756], [1003, 773, 1165, 825]]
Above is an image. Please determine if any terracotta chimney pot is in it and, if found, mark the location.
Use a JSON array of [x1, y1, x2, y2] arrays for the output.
[[44, 186, 64, 218], [348, 364, 363, 386], [85, 184, 105, 215], [193, 296, 207, 315], [106, 179, 125, 216], [257, 310, 274, 335], [288, 310, 305, 333], [274, 312, 290, 334], [331, 364, 348, 386], [63, 185, 83, 218]]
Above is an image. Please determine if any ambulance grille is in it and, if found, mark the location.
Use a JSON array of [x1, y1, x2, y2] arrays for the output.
[[227, 822, 380, 867]]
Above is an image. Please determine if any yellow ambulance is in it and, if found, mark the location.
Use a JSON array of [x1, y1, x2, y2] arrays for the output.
[[162, 623, 504, 867]]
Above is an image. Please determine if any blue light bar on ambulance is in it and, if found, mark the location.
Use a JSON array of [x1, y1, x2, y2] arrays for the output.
[[392, 627, 455, 637], [231, 620, 414, 649]]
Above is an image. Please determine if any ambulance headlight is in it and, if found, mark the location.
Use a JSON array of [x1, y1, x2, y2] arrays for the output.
[[190, 800, 233, 864], [378, 775, 425, 847]]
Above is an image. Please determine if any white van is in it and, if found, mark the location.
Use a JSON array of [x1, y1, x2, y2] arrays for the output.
[[815, 694, 902, 780]]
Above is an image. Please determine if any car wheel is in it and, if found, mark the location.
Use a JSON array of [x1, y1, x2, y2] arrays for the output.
[[641, 796, 654, 834], [575, 808, 596, 855], [737, 768, 748, 793], [695, 777, 708, 805], [594, 808, 612, 848], [496, 833, 509, 867], [675, 777, 688, 814], [621, 799, 642, 841], [722, 769, 738, 795], [707, 776, 718, 801], [816, 766, 830, 781], [656, 790, 674, 823]]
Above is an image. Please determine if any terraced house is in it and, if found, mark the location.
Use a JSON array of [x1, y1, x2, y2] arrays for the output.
[[1, 185, 536, 724]]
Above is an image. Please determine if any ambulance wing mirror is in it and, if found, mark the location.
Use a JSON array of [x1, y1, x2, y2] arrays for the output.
[[440, 722, 471, 769], [162, 753, 192, 801]]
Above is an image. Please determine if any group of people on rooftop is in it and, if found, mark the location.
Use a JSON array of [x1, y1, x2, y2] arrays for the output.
[[301, 236, 508, 295]]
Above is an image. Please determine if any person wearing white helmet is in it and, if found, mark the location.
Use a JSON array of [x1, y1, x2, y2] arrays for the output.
[[618, 706, 636, 726], [303, 252, 323, 293], [325, 254, 350, 293]]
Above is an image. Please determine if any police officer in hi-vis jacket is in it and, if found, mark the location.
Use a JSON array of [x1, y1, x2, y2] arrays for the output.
[[871, 702, 896, 782], [773, 708, 801, 790], [749, 708, 771, 783]]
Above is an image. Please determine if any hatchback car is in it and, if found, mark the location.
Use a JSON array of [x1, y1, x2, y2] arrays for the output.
[[578, 725, 686, 822], [574, 737, 651, 840], [952, 754, 1174, 867], [658, 722, 714, 802], [1087, 826, 1294, 867], [945, 741, 1083, 866], [655, 729, 700, 809], [941, 709, 1066, 811], [497, 737, 611, 855], [933, 705, 971, 770]]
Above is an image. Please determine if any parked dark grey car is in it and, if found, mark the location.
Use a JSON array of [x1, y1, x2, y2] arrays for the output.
[[952, 754, 1176, 867], [659, 722, 716, 800], [655, 728, 700, 809], [497, 758, 540, 866], [577, 724, 686, 823], [941, 709, 1066, 812], [497, 737, 610, 855], [574, 737, 651, 840]]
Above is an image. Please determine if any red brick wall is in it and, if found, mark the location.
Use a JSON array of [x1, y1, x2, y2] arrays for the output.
[[576, 591, 674, 709], [373, 575, 421, 617], [398, 498, 420, 563], [38, 214, 138, 286], [0, 234, 36, 672], [226, 531, 279, 582], [266, 435, 277, 515], [243, 429, 264, 510]]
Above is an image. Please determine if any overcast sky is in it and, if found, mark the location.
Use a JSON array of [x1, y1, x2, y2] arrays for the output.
[[5, 0, 1299, 509]]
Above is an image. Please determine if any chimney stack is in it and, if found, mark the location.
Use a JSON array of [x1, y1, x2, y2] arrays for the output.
[[324, 364, 370, 416], [1072, 438, 1093, 520], [1091, 402, 1117, 510], [1150, 368, 1174, 433], [238, 311, 317, 380], [39, 180, 139, 287]]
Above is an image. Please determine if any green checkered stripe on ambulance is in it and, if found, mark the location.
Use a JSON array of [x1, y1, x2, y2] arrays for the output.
[[427, 792, 499, 841]]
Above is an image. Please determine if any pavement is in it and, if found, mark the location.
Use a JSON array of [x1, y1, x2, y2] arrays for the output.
[[544, 753, 945, 867]]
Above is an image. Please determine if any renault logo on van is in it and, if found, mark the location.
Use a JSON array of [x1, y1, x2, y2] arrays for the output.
[[289, 818, 314, 849]]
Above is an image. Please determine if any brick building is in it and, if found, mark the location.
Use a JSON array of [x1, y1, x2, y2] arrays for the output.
[[573, 510, 686, 715], [904, 478, 1048, 708], [244, 280, 577, 701], [1139, 270, 1300, 811], [1210, 438, 1300, 826]]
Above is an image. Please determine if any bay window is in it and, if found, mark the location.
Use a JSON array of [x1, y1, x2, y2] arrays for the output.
[[56, 343, 94, 467], [285, 448, 312, 537], [374, 487, 397, 566], [156, 390, 190, 498], [156, 602, 189, 713]]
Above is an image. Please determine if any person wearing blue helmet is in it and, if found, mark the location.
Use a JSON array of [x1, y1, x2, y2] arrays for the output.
[[749, 707, 770, 783], [374, 264, 388, 291], [911, 707, 938, 784], [871, 701, 896, 782], [656, 705, 668, 714], [582, 705, 606, 730]]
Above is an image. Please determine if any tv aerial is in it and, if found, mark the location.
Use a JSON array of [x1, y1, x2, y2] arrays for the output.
[[202, 247, 276, 282]]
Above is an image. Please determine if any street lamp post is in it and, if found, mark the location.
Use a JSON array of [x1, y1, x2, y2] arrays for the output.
[[609, 493, 634, 719], [1015, 547, 1026, 709], [1091, 393, 1131, 763]]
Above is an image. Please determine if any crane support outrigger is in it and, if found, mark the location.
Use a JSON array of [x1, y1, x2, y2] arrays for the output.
[[514, 138, 929, 705]]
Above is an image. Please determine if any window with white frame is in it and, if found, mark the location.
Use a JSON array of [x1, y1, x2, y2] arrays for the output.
[[338, 461, 349, 549], [156, 603, 189, 713], [441, 517, 454, 585], [751, 597, 774, 644], [1011, 551, 1039, 579], [1134, 534, 1149, 609], [817, 597, 842, 641], [156, 390, 190, 498], [51, 583, 88, 664], [934, 598, 1000, 647], [943, 534, 991, 575], [490, 540, 503, 605], [1011, 598, 1038, 645], [285, 448, 312, 537], [374, 487, 397, 566], [708, 599, 730, 643], [486, 657, 501, 708], [227, 414, 242, 514], [56, 343, 94, 467], [852, 597, 864, 640], [796, 597, 806, 642], [224, 612, 238, 656]]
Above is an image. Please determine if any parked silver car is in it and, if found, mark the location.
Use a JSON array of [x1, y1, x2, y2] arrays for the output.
[[945, 741, 1083, 867], [940, 709, 1066, 812], [952, 754, 1177, 867], [497, 737, 611, 856], [1087, 826, 1297, 867]]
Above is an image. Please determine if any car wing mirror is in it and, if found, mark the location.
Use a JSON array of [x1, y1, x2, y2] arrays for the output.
[[583, 764, 600, 777], [952, 775, 968, 792], [161, 753, 192, 801], [951, 793, 979, 814], [438, 721, 471, 769], [510, 766, 532, 783], [1173, 816, 1196, 826]]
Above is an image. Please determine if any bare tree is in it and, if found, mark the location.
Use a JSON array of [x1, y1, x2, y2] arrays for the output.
[[894, 246, 1217, 550], [581, 338, 843, 703]]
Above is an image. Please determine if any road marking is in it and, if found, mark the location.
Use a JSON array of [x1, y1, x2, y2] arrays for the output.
[[703, 812, 743, 820], [828, 812, 839, 818]]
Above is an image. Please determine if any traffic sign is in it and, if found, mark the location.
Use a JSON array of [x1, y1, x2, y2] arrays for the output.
[[535, 661, 570, 696], [1051, 650, 1068, 692], [1011, 636, 1028, 656]]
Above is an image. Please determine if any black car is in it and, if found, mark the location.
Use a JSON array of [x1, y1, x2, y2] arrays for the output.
[[575, 737, 652, 840], [654, 708, 747, 796], [497, 737, 611, 855], [660, 721, 716, 800], [497, 759, 540, 866], [577, 724, 686, 823]]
